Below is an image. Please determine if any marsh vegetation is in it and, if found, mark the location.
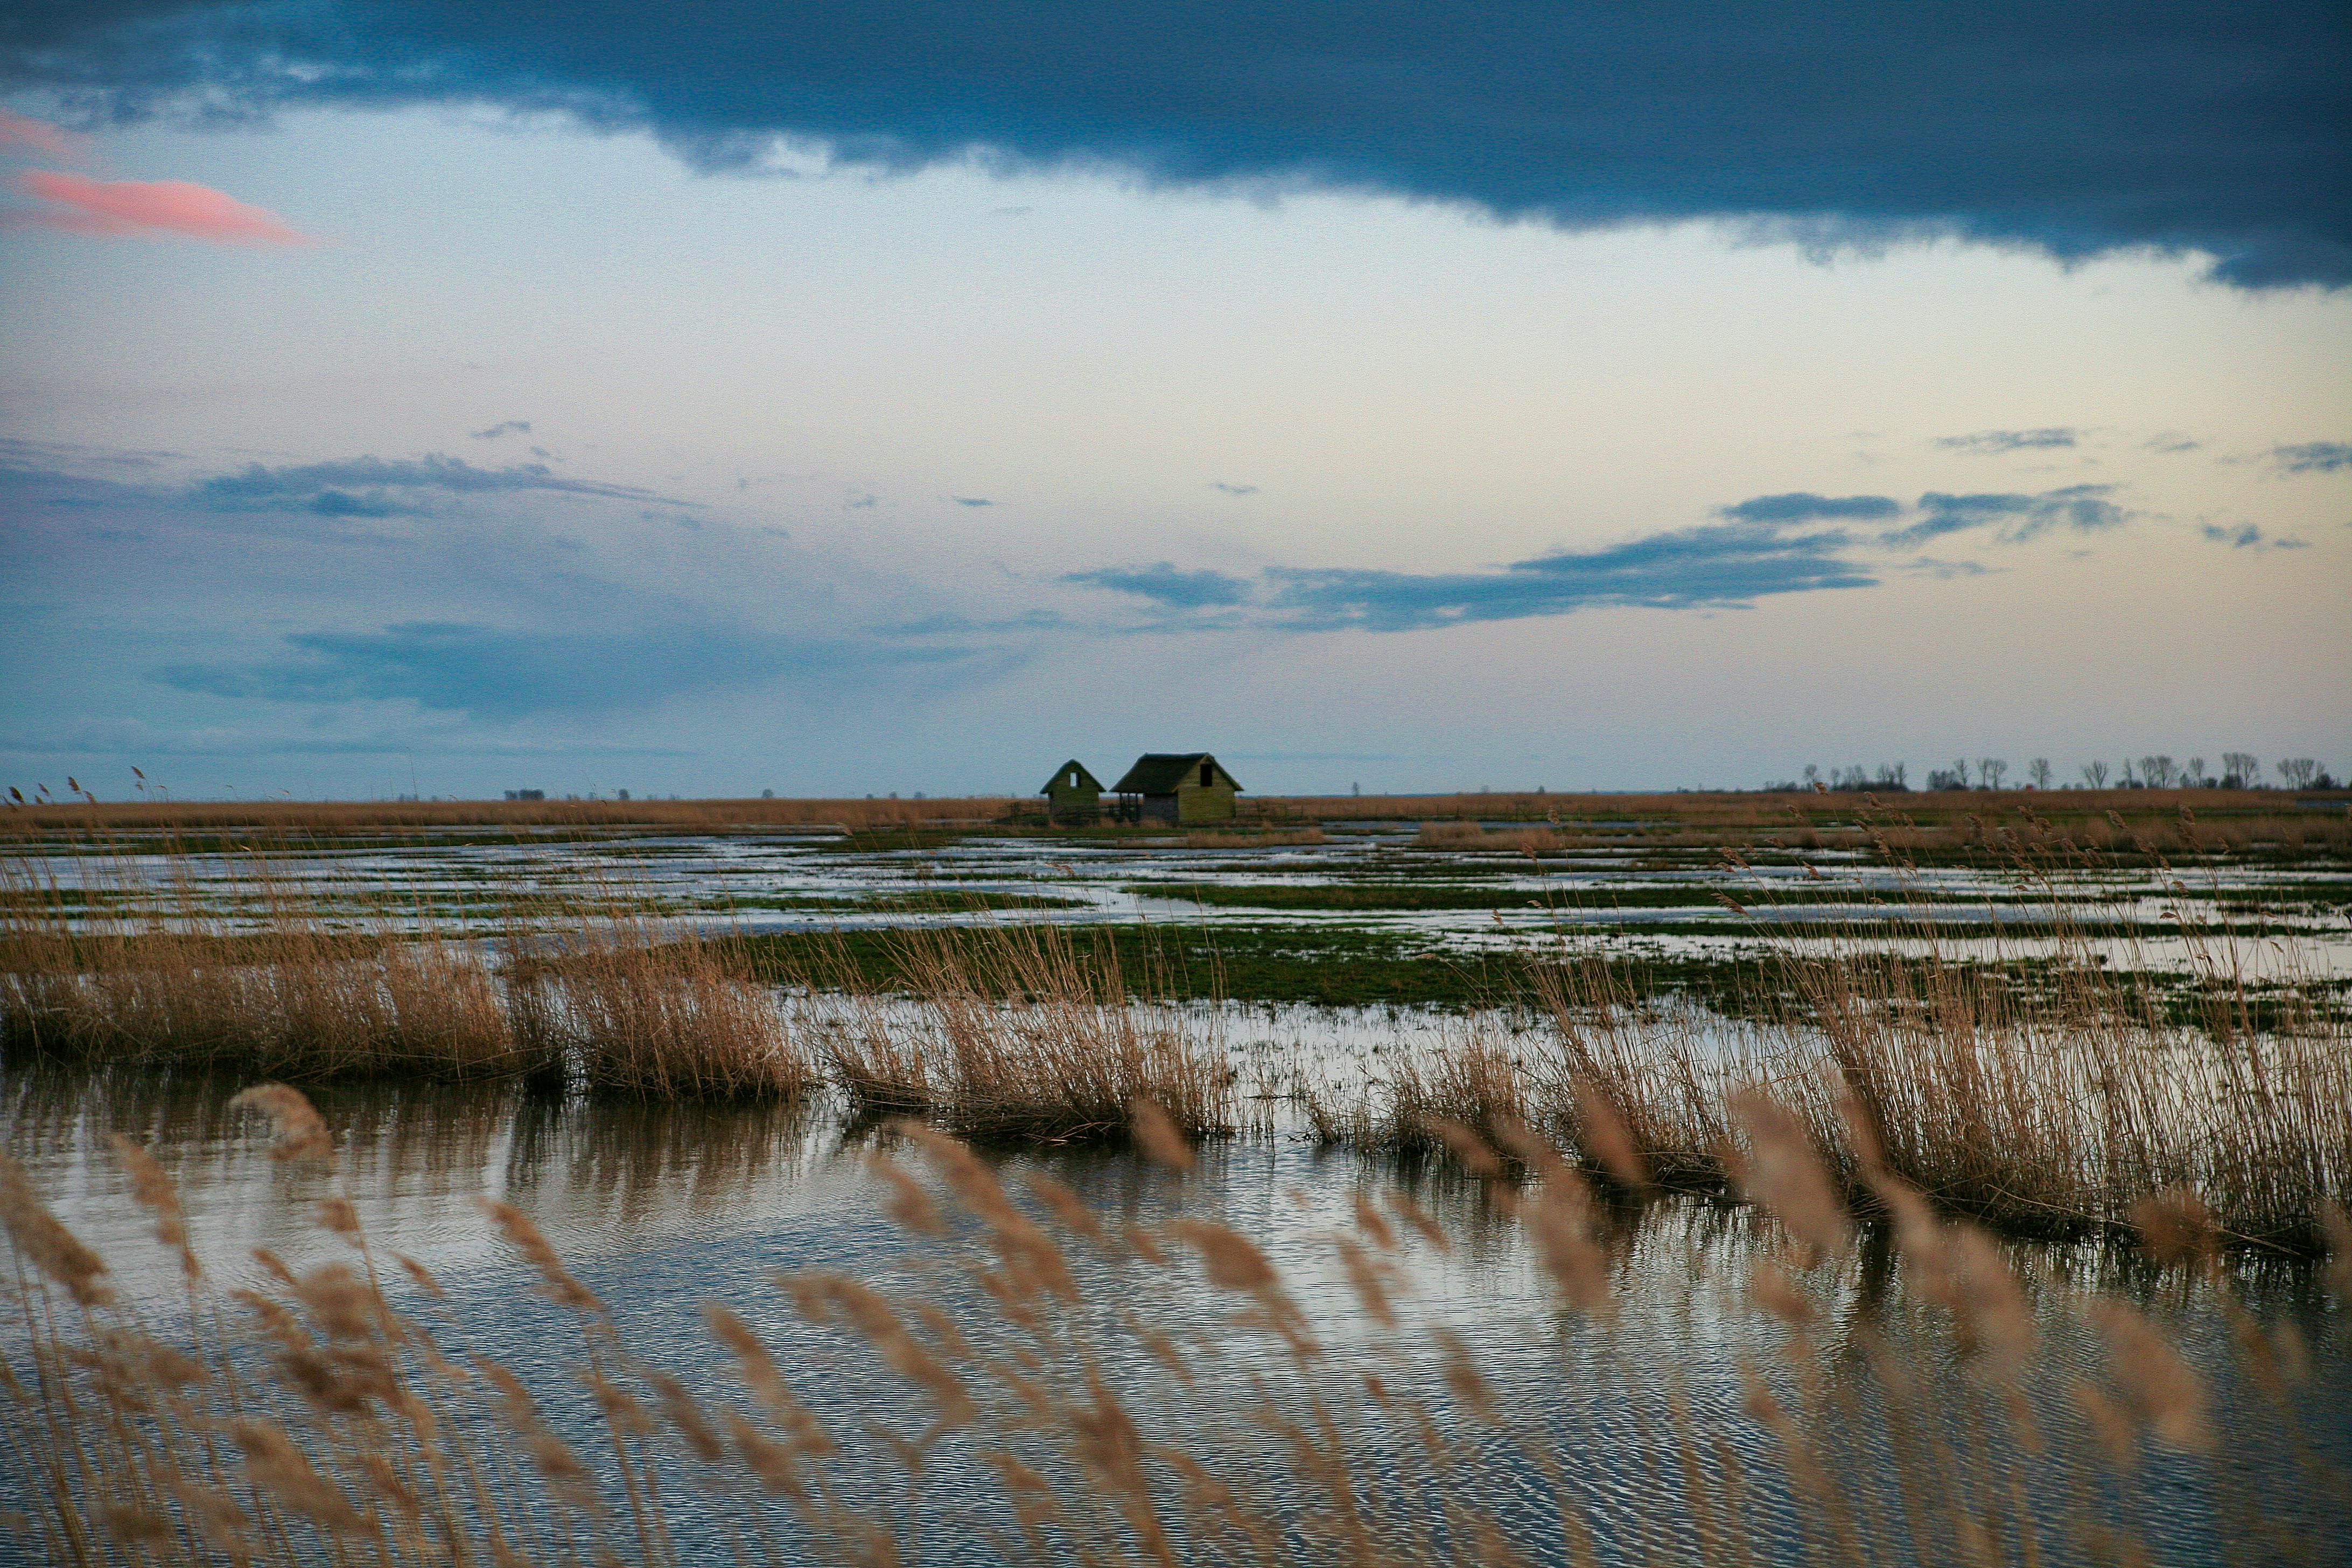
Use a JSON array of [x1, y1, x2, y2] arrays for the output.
[[3, 793, 2347, 1560]]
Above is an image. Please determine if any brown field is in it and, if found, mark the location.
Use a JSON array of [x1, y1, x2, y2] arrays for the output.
[[0, 793, 1014, 837], [3, 787, 2344, 864]]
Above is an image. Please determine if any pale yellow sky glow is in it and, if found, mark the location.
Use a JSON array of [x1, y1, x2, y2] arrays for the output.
[[2, 109, 2346, 795]]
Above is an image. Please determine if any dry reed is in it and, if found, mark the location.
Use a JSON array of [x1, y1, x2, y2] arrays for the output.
[[802, 924, 1233, 1142], [2, 1082, 2343, 1565]]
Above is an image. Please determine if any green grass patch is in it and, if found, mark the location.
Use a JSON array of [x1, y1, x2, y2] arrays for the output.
[[1130, 881, 2056, 913]]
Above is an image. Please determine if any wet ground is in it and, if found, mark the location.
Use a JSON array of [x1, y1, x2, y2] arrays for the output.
[[11, 819, 2350, 986]]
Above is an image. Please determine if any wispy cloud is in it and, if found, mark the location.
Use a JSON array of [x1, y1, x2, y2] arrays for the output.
[[2200, 522, 2309, 551], [947, 496, 994, 508], [0, 108, 76, 159], [9, 170, 314, 243], [1882, 485, 2125, 546], [1063, 563, 1252, 609], [1934, 428, 2078, 454], [156, 620, 972, 719], [2268, 441, 2351, 474], [1717, 493, 1899, 524], [191, 453, 690, 516], [470, 421, 532, 440], [1262, 520, 1874, 633], [0, 717, 692, 759], [1212, 482, 1260, 496]]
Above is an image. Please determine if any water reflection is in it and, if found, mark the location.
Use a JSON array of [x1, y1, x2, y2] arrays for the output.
[[3, 1063, 2344, 1565]]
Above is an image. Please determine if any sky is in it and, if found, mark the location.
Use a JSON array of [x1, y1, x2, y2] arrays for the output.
[[2, 3, 2348, 800]]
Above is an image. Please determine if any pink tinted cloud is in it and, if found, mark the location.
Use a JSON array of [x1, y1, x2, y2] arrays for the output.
[[12, 170, 316, 244], [0, 108, 78, 159]]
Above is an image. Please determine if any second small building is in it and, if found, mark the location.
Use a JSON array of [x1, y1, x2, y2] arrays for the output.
[[1111, 753, 1243, 824]]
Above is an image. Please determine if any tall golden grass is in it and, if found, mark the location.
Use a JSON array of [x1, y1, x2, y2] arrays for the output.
[[1301, 822, 2352, 1254], [1412, 821, 1562, 852], [10, 800, 2351, 1242], [3, 1084, 2343, 1565], [796, 923, 1234, 1141], [0, 837, 812, 1097], [511, 925, 813, 1101], [0, 838, 538, 1081], [0, 831, 1232, 1132], [1298, 787, 2352, 860]]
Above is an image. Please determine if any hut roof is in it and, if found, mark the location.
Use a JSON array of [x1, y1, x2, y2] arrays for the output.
[[1111, 753, 1242, 794], [1040, 759, 1104, 794]]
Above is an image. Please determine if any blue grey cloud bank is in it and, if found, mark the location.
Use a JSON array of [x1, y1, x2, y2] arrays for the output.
[[6, 2, 2346, 286]]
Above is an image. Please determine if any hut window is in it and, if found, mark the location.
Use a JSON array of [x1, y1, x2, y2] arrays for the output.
[[1201, 761, 1214, 786]]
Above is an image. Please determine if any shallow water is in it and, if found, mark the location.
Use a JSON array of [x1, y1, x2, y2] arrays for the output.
[[13, 822, 2349, 983], [4, 1067, 2345, 1565]]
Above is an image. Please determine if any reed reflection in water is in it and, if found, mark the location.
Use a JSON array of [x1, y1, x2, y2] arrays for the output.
[[3, 1065, 2346, 1565]]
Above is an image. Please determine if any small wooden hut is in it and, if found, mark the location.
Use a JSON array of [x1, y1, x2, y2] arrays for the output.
[[1111, 753, 1242, 824], [1039, 759, 1104, 823]]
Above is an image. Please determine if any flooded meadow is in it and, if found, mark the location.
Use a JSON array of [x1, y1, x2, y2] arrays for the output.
[[4, 793, 2348, 1563]]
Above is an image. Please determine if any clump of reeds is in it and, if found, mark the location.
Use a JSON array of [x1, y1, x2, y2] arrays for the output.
[[1499, 863, 2350, 1251], [802, 923, 1233, 1142], [5, 1083, 2346, 1567], [0, 828, 825, 1097], [512, 924, 813, 1100], [1, 843, 537, 1080], [1182, 826, 1330, 848], [1305, 1020, 1536, 1159], [1413, 820, 1562, 852]]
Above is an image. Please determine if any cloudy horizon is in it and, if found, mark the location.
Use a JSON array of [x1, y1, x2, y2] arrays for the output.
[[3, 5, 2346, 798]]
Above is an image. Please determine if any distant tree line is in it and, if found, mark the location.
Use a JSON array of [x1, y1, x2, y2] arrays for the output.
[[1761, 755, 2340, 793]]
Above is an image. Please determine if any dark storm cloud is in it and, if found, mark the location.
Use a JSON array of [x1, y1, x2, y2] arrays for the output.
[[1717, 493, 1901, 524], [1062, 562, 1252, 608], [1262, 520, 1874, 633], [6, 3, 2346, 285], [157, 620, 967, 719], [1934, 429, 2080, 453], [191, 453, 690, 515]]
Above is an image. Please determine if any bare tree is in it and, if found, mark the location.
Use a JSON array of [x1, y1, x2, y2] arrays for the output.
[[2279, 757, 2320, 789], [2081, 760, 2109, 788], [2183, 757, 2210, 787], [1949, 758, 1971, 789], [1978, 757, 2008, 790], [2220, 752, 2260, 788], [2140, 755, 2178, 789], [2028, 757, 2053, 789]]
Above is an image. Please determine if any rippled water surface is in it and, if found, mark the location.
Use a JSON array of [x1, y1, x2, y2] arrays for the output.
[[5, 1067, 2345, 1565]]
